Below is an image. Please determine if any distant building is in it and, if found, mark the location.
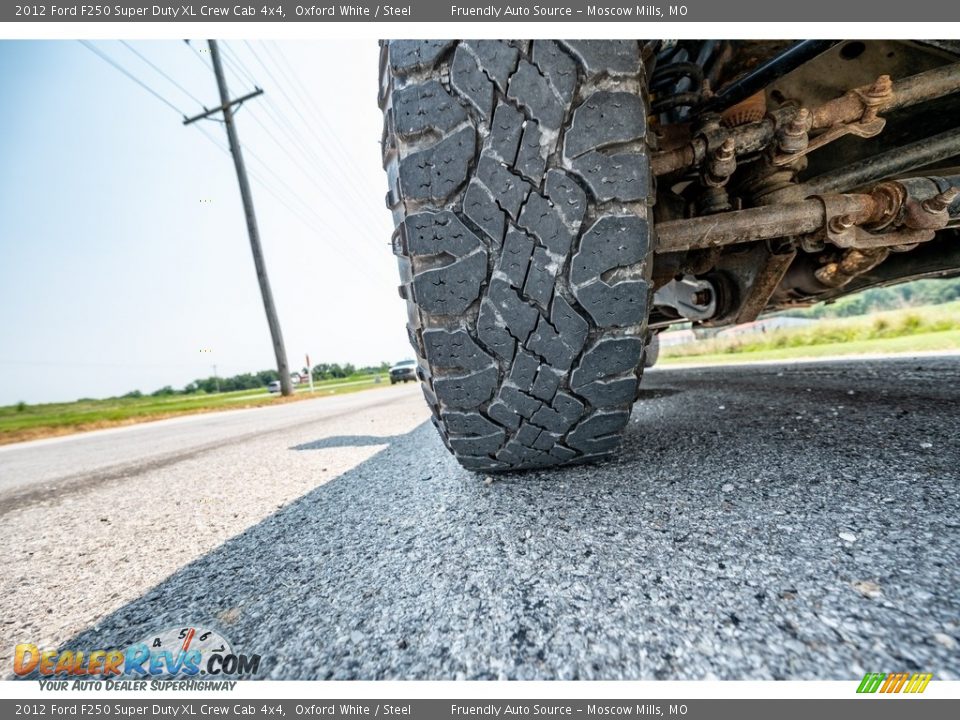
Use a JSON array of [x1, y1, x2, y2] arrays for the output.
[[659, 328, 696, 347]]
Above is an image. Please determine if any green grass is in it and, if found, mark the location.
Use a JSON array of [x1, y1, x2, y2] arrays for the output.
[[9, 302, 958, 442], [660, 302, 960, 366], [659, 329, 960, 365], [0, 374, 393, 444]]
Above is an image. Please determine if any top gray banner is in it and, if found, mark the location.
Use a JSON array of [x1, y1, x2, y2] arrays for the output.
[[4, 0, 960, 22]]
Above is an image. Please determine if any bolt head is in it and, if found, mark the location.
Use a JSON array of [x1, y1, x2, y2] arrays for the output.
[[829, 214, 856, 233], [869, 75, 893, 96], [922, 187, 960, 214], [715, 138, 736, 161], [693, 289, 713, 307]]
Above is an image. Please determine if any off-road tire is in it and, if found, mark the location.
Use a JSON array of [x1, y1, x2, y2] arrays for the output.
[[643, 333, 660, 368], [379, 40, 655, 472]]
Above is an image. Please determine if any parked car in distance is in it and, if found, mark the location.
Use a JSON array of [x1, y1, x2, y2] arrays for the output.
[[267, 380, 281, 393], [389, 359, 417, 384]]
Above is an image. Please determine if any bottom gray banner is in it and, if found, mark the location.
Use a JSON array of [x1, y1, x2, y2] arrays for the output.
[[4, 699, 958, 720]]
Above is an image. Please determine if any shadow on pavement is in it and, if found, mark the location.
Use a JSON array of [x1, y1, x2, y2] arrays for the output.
[[290, 435, 406, 451], [635, 387, 683, 400], [49, 360, 960, 680]]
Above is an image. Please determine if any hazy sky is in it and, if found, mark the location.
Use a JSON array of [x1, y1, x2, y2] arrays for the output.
[[0, 39, 409, 405]]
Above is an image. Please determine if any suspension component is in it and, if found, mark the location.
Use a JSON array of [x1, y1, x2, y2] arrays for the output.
[[653, 276, 718, 321], [706, 137, 738, 185], [776, 108, 811, 155], [651, 62, 960, 177], [656, 174, 960, 254], [768, 126, 960, 202], [697, 40, 838, 114], [814, 248, 889, 288]]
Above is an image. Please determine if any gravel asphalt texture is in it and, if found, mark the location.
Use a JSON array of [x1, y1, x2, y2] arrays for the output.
[[5, 357, 959, 680]]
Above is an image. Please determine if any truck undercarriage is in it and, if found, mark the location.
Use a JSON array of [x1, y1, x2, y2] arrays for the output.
[[647, 40, 960, 329], [379, 40, 960, 472]]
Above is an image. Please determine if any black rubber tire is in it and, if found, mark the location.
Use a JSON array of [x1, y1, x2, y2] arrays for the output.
[[380, 40, 655, 472], [643, 333, 661, 368]]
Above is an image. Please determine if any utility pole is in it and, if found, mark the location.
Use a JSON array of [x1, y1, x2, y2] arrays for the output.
[[212, 364, 220, 393], [184, 39, 292, 396]]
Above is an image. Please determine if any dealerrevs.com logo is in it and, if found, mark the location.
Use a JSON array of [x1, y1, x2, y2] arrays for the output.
[[13, 626, 261, 685]]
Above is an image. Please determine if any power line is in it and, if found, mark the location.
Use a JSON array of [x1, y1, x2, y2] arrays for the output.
[[238, 42, 392, 244], [256, 49, 397, 252], [235, 119, 322, 200], [119, 40, 205, 107], [183, 48, 346, 232], [79, 39, 393, 310], [192, 114, 394, 284], [192, 121, 230, 153], [78, 40, 184, 117], [184, 39, 211, 70], [251, 93, 367, 206], [242, 103, 340, 193], [86, 37, 394, 285], [265, 41, 383, 206], [210, 44, 392, 265], [240, 41, 346, 175], [219, 42, 260, 89], [245, 42, 349, 167], [80, 38, 392, 278], [185, 62, 327, 227], [196, 39, 293, 395], [189, 90, 394, 284], [267, 42, 367, 168], [236, 43, 330, 160], [241, 144, 396, 283], [188, 40, 262, 115], [214, 47, 257, 95]]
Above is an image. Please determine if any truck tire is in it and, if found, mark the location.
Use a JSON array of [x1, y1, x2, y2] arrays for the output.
[[380, 40, 654, 472], [643, 333, 660, 368]]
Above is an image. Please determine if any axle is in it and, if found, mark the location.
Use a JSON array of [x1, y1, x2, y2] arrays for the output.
[[656, 175, 960, 253]]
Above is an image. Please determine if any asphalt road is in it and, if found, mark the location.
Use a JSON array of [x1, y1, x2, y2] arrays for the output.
[[0, 384, 421, 512], [2, 357, 958, 680]]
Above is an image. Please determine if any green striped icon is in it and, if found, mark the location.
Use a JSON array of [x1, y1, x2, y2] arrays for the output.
[[857, 672, 933, 694]]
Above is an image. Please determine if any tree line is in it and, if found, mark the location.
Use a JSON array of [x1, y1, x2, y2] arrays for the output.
[[784, 277, 960, 319], [124, 362, 392, 398]]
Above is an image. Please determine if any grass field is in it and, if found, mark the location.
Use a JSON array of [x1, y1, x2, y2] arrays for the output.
[[659, 329, 960, 366], [6, 303, 959, 446], [0, 374, 393, 445], [660, 302, 960, 365]]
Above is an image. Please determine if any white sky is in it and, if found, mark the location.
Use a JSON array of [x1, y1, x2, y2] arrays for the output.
[[0, 40, 410, 404]]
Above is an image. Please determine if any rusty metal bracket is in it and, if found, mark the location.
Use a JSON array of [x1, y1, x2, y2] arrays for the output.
[[773, 117, 886, 166], [656, 177, 958, 254], [825, 225, 936, 249], [814, 189, 940, 248], [814, 248, 890, 288], [652, 63, 960, 178], [817, 193, 877, 247], [733, 244, 798, 324]]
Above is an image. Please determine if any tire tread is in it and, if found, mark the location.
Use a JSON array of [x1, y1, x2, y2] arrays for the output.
[[380, 40, 653, 472]]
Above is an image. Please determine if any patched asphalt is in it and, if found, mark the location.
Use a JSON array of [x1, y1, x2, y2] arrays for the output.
[[10, 357, 960, 680]]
